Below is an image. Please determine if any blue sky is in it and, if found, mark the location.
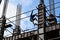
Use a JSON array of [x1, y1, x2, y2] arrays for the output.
[[0, 0, 60, 37], [9, 0, 39, 12], [8, 0, 60, 16]]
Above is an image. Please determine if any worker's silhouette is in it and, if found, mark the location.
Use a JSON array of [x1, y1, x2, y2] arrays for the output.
[[30, 10, 37, 25]]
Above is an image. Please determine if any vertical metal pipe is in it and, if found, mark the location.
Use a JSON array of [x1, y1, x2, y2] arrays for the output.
[[0, 0, 8, 40], [40, 0, 44, 4], [0, 0, 2, 4], [2, 0, 8, 17]]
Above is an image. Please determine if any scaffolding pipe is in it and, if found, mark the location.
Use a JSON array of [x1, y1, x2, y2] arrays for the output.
[[0, 0, 8, 40]]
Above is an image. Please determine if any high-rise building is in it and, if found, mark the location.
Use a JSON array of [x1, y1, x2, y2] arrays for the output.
[[13, 4, 22, 36], [49, 0, 55, 15]]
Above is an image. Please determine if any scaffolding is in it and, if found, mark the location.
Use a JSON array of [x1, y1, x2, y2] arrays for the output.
[[0, 0, 60, 40]]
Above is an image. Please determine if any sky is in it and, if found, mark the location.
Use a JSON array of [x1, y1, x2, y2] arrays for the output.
[[0, 0, 60, 37], [1, 0, 40, 37]]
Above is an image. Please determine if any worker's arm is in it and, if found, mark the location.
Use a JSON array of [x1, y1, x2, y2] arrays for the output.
[[5, 24, 12, 28]]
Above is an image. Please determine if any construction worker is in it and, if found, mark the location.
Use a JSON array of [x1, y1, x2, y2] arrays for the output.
[[30, 10, 37, 25]]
